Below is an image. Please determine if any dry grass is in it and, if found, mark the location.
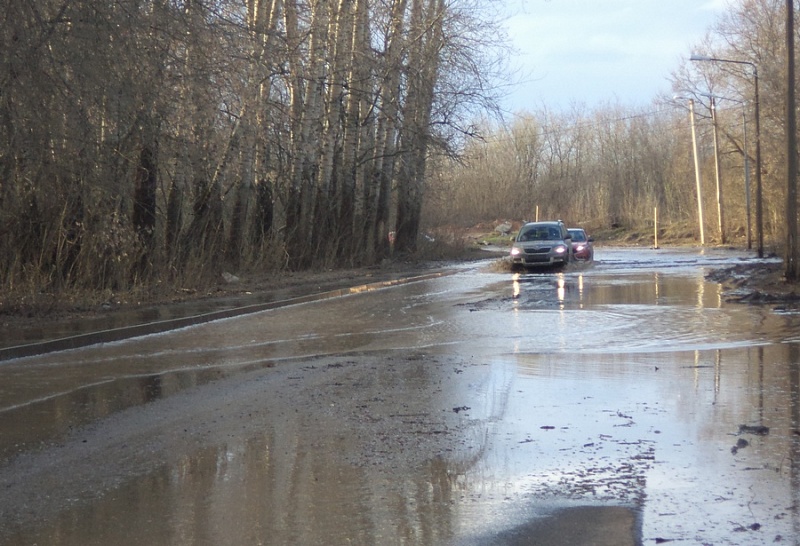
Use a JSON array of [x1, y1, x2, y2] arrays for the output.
[[0, 220, 776, 325]]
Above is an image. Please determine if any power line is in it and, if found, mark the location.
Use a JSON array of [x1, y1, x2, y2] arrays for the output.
[[477, 106, 682, 145]]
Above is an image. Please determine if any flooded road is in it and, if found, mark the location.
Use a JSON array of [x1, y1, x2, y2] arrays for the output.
[[1, 247, 799, 545]]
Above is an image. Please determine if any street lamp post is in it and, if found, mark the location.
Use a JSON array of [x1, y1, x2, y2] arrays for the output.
[[701, 93, 752, 249], [730, 99, 753, 249], [690, 54, 763, 257], [709, 96, 726, 244], [742, 103, 753, 249]]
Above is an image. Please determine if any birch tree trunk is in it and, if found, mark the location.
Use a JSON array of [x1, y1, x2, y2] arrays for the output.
[[280, 0, 303, 265], [332, 0, 358, 262], [298, 0, 330, 264], [179, 0, 227, 269], [251, 0, 282, 250], [315, 0, 352, 262], [367, 0, 407, 261], [281, 0, 334, 267], [227, 0, 281, 267], [395, 0, 444, 253], [349, 0, 375, 261]]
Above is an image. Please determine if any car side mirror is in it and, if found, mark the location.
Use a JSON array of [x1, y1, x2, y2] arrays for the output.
[[588, 237, 594, 242]]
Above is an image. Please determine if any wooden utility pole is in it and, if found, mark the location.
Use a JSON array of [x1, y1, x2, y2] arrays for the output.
[[689, 99, 705, 245], [787, 0, 798, 280], [709, 97, 726, 244]]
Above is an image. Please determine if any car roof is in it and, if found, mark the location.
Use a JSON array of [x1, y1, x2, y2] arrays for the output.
[[522, 221, 562, 227]]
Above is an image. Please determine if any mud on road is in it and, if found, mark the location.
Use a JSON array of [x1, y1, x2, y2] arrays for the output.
[[1, 246, 799, 545], [0, 350, 641, 545]]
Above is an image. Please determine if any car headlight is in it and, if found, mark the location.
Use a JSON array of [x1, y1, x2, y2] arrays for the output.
[[576, 244, 586, 252], [510, 247, 522, 256], [553, 245, 567, 254]]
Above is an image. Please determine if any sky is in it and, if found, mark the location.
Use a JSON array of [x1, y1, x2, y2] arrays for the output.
[[500, 0, 731, 113]]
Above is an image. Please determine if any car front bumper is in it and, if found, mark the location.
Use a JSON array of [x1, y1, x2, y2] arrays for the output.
[[511, 254, 568, 267]]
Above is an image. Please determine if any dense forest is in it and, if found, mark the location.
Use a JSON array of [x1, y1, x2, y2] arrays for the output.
[[0, 0, 506, 300], [2, 0, 799, 304]]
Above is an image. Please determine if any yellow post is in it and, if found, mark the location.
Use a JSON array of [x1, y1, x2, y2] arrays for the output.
[[535, 206, 539, 222], [654, 207, 659, 249]]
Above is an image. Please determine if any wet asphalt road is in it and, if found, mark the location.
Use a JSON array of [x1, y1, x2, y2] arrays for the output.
[[1, 247, 799, 545]]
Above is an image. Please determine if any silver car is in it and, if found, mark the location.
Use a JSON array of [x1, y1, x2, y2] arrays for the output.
[[510, 221, 573, 270]]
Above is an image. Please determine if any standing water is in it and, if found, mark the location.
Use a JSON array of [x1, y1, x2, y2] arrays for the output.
[[0, 247, 798, 545]]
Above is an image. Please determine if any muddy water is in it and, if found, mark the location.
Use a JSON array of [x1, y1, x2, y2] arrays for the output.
[[1, 247, 799, 545]]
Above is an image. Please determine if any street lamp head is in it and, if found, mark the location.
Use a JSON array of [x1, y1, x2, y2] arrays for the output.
[[689, 54, 756, 74], [700, 91, 745, 105], [688, 51, 763, 257]]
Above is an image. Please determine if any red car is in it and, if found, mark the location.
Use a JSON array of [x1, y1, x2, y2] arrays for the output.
[[568, 228, 594, 262]]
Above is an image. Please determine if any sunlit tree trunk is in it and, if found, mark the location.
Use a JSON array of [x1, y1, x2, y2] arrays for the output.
[[227, 0, 282, 267], [367, 0, 407, 261], [395, 0, 444, 253], [299, 0, 330, 264], [310, 0, 354, 264], [250, 0, 282, 250], [280, 0, 302, 264], [349, 0, 375, 262], [282, 0, 326, 267], [331, 0, 357, 261]]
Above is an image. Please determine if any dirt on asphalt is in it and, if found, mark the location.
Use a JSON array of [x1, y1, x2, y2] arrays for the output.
[[0, 251, 497, 348], [3, 244, 798, 346], [2, 245, 797, 545]]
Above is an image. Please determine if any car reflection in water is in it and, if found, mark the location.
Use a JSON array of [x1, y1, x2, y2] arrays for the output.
[[512, 272, 575, 310]]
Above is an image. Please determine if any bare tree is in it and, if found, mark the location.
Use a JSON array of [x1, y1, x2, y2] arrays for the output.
[[0, 0, 511, 302]]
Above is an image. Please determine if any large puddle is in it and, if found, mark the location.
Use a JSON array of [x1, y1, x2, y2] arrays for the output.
[[501, 347, 800, 543], [1, 247, 798, 544]]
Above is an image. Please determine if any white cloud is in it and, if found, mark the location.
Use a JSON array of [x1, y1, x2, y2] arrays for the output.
[[502, 0, 730, 111]]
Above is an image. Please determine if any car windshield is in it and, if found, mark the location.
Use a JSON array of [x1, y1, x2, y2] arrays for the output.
[[520, 227, 559, 241], [568, 230, 586, 242]]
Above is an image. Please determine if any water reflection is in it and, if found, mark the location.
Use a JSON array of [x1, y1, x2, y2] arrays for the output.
[[511, 343, 800, 542], [0, 359, 277, 463], [791, 344, 800, 540], [2, 364, 477, 546], [556, 275, 565, 304], [4, 248, 800, 545], [8, 435, 469, 546], [13, 342, 798, 545], [511, 272, 571, 310], [511, 267, 723, 311], [507, 271, 754, 355]]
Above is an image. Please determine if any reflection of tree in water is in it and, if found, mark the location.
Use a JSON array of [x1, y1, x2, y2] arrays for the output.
[[140, 375, 162, 402], [790, 344, 800, 539]]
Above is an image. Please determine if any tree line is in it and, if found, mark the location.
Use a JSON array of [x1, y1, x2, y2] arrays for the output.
[[424, 0, 797, 259], [425, 106, 696, 238], [0, 0, 506, 299], [6, 0, 797, 304]]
